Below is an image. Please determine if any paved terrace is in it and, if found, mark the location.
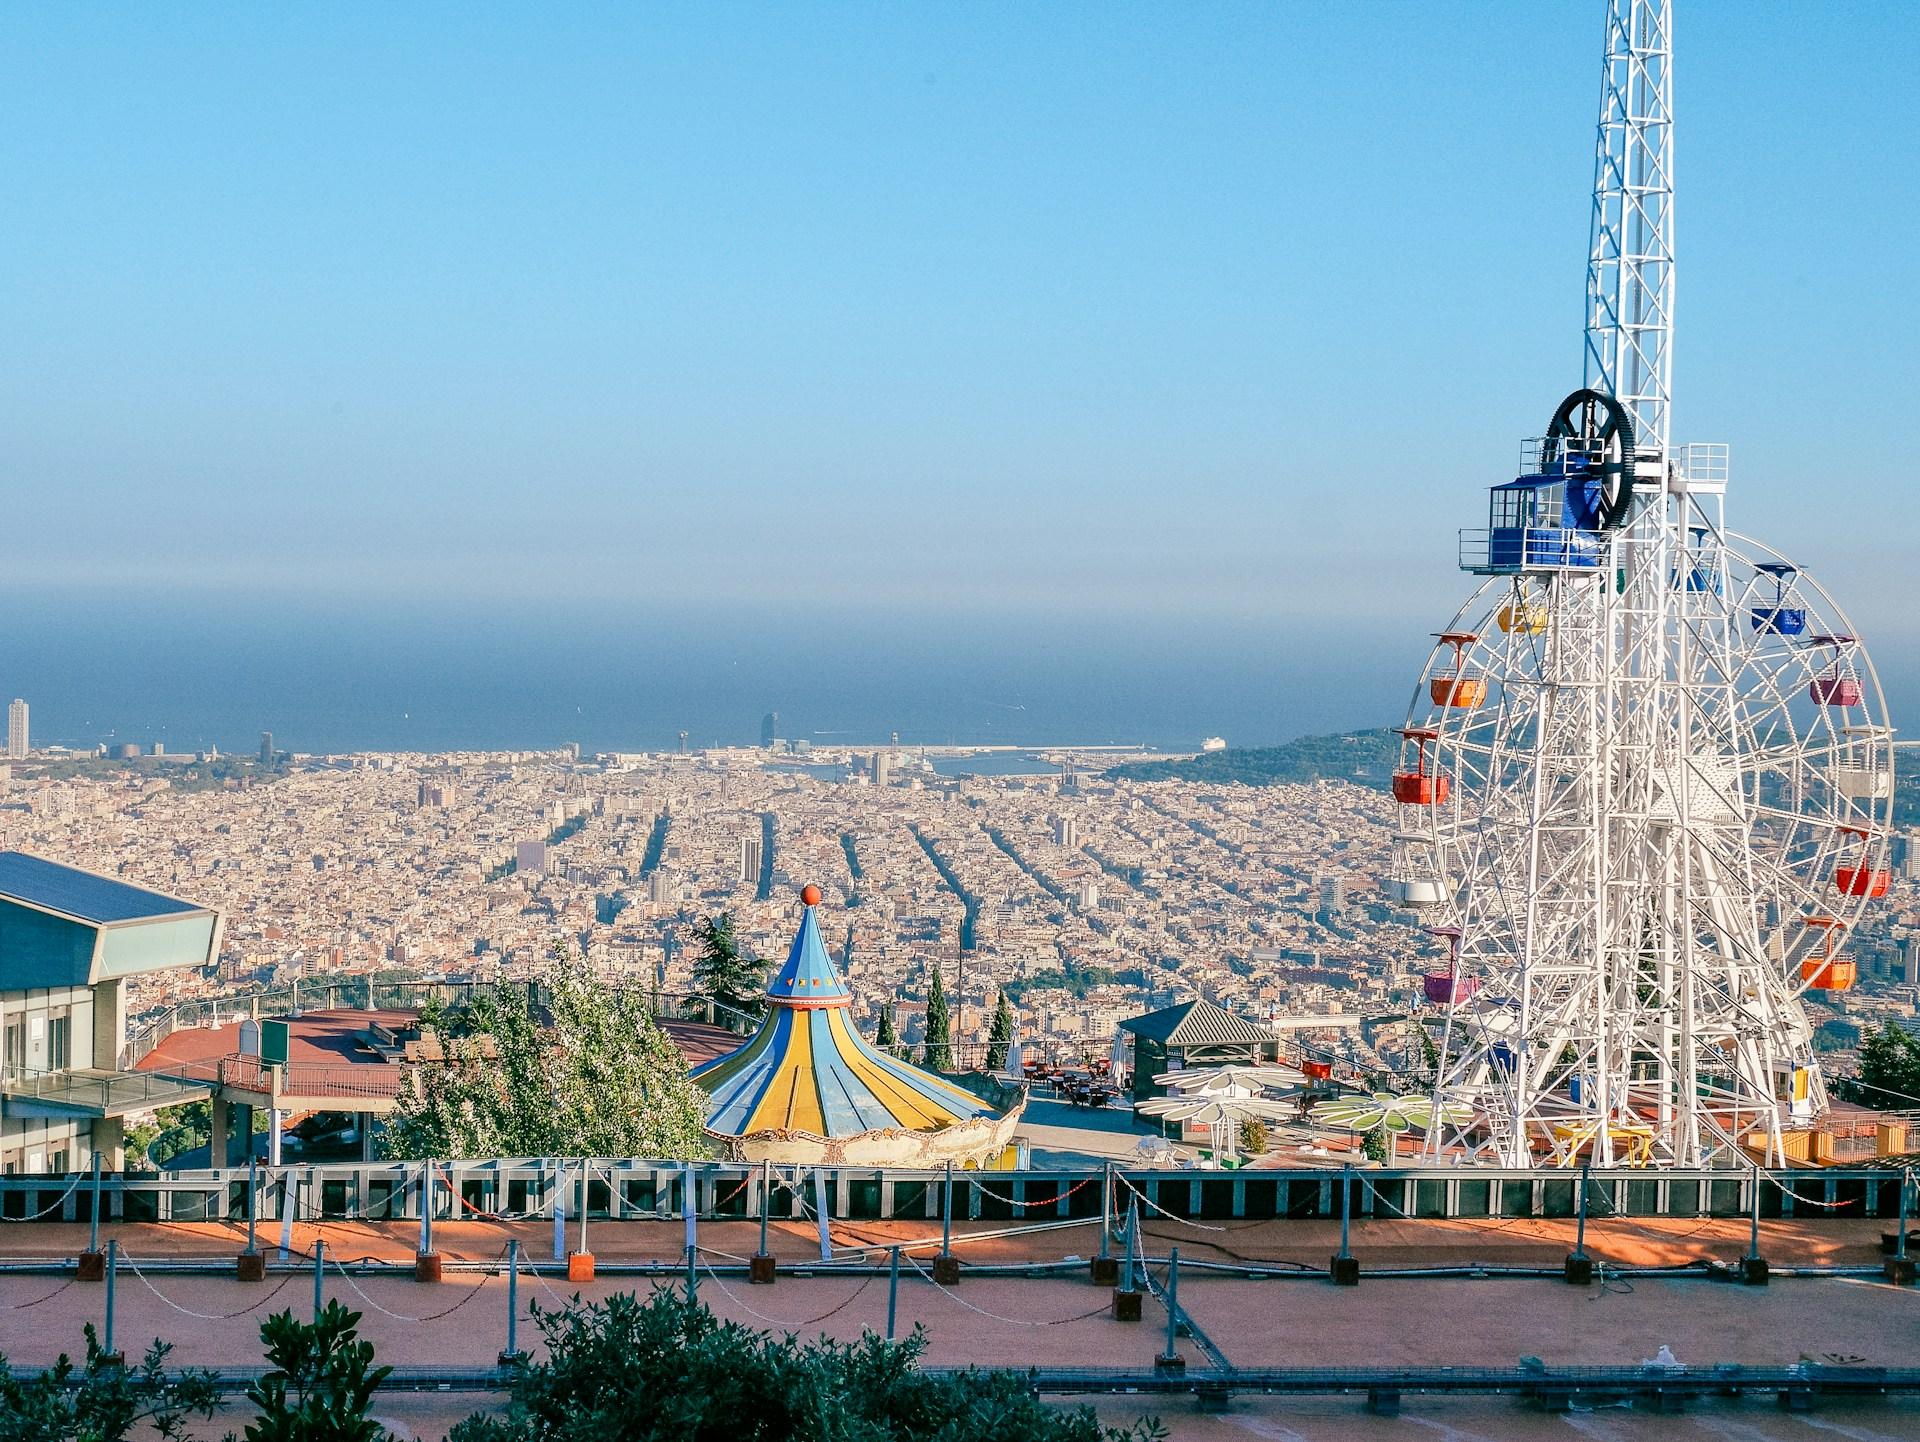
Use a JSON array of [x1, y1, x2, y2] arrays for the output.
[[0, 1206, 1915, 1438], [2, 1235, 1917, 1439]]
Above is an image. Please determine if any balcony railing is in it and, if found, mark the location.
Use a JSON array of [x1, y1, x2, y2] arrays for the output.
[[0, 1066, 211, 1114]]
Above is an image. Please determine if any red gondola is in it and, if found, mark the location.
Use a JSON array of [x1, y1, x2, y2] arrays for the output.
[[1832, 826, 1890, 898], [1393, 728, 1449, 805]]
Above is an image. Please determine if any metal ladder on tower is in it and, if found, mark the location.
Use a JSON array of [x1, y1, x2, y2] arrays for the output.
[[1482, 1089, 1521, 1166]]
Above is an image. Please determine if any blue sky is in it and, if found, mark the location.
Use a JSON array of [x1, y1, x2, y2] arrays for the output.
[[2, 2, 1916, 636]]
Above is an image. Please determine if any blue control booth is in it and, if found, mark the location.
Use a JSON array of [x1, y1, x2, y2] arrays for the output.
[[1477, 455, 1609, 573]]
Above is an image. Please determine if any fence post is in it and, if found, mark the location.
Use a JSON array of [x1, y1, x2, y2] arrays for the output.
[[569, 1161, 595, 1283], [99, 1239, 122, 1363], [812, 1170, 832, 1262], [1564, 1164, 1593, 1284], [1157, 1246, 1183, 1371], [235, 1154, 267, 1281], [88, 1151, 102, 1255], [1091, 1162, 1118, 1285], [416, 1161, 443, 1282], [501, 1239, 521, 1365], [313, 1237, 326, 1320], [78, 1154, 106, 1281], [1112, 1198, 1142, 1321], [933, 1162, 959, 1284], [1885, 1169, 1915, 1285], [750, 1159, 776, 1284], [886, 1247, 900, 1340], [1332, 1163, 1360, 1285], [1742, 1162, 1769, 1285]]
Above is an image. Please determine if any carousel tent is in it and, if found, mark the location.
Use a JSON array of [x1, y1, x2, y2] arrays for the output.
[[693, 887, 1017, 1163]]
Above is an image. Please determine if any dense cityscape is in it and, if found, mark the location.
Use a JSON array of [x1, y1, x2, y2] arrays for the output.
[[4, 697, 1917, 1085], [4, 2, 1918, 1435]]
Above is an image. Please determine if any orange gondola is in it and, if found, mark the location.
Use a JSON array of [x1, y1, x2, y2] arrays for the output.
[[1799, 916, 1855, 991], [1428, 632, 1486, 707]]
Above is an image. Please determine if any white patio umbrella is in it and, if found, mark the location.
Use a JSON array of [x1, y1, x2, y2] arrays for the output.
[[1136, 1093, 1297, 1161], [1153, 1063, 1306, 1097]]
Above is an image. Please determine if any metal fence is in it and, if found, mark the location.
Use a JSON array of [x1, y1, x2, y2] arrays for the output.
[[0, 1159, 1910, 1228]]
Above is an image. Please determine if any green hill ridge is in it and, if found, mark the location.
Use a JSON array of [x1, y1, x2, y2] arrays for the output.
[[1106, 728, 1397, 788]]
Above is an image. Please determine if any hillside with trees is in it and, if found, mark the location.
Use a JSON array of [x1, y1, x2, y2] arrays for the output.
[[1106, 728, 1397, 789]]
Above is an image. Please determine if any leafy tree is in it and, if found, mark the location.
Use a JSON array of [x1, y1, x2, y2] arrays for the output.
[[122, 1118, 163, 1172], [1237, 1117, 1269, 1156], [690, 913, 766, 1026], [382, 948, 711, 1161], [1836, 1022, 1920, 1108], [875, 1005, 898, 1053], [921, 963, 951, 1072], [243, 1302, 391, 1442], [148, 1097, 269, 1168], [448, 1287, 1161, 1442], [1362, 1125, 1392, 1164], [0, 1327, 216, 1442], [985, 991, 1015, 1071]]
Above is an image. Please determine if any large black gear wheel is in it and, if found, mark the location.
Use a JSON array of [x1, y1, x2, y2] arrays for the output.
[[1543, 388, 1636, 530]]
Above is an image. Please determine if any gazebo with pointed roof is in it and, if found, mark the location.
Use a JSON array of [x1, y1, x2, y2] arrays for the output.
[[1119, 999, 1279, 1103], [692, 885, 1024, 1166]]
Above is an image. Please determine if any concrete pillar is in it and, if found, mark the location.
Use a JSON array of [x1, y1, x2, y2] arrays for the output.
[[92, 979, 126, 1071], [209, 1097, 231, 1168], [91, 1117, 126, 1172], [358, 1113, 374, 1161]]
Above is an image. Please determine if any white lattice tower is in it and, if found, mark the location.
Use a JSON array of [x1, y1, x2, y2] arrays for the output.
[[1585, 0, 1674, 458], [1391, 0, 1894, 1170]]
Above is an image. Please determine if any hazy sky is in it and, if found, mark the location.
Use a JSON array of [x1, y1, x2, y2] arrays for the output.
[[3, 2, 1916, 633]]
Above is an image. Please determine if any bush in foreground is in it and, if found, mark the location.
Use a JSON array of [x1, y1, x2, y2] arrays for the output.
[[452, 1287, 1163, 1442]]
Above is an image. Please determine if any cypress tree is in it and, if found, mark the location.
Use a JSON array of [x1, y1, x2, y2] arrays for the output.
[[985, 990, 1014, 1071], [921, 964, 951, 1071]]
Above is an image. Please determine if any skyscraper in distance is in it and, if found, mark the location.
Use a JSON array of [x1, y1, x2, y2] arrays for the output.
[[760, 712, 779, 749], [259, 731, 274, 764], [5, 700, 25, 760]]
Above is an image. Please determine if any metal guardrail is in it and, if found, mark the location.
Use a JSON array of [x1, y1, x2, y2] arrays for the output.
[[66, 1362, 1920, 1403], [0, 1160, 1909, 1227], [121, 982, 765, 1072], [0, 1067, 210, 1111]]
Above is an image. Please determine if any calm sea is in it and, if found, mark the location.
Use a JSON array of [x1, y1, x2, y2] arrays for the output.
[[0, 591, 1419, 757]]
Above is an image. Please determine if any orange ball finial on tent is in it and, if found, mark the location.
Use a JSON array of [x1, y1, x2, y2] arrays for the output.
[[801, 883, 822, 907]]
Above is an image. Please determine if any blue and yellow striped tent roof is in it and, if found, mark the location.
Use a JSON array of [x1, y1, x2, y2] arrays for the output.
[[765, 900, 851, 1004], [692, 892, 996, 1138]]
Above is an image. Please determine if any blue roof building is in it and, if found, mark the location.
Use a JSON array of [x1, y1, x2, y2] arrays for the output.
[[0, 851, 223, 1173]]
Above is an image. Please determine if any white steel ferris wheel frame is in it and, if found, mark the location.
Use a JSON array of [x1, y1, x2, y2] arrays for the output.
[[1379, 0, 1896, 1169], [1394, 485, 1893, 1168]]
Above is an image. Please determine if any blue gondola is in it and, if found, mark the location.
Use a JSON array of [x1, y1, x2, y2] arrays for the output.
[[1675, 526, 1723, 594], [1750, 561, 1806, 635]]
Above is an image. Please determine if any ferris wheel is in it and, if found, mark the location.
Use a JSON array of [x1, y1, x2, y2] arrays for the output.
[[1384, 514, 1894, 1166], [1365, 0, 1896, 1169]]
